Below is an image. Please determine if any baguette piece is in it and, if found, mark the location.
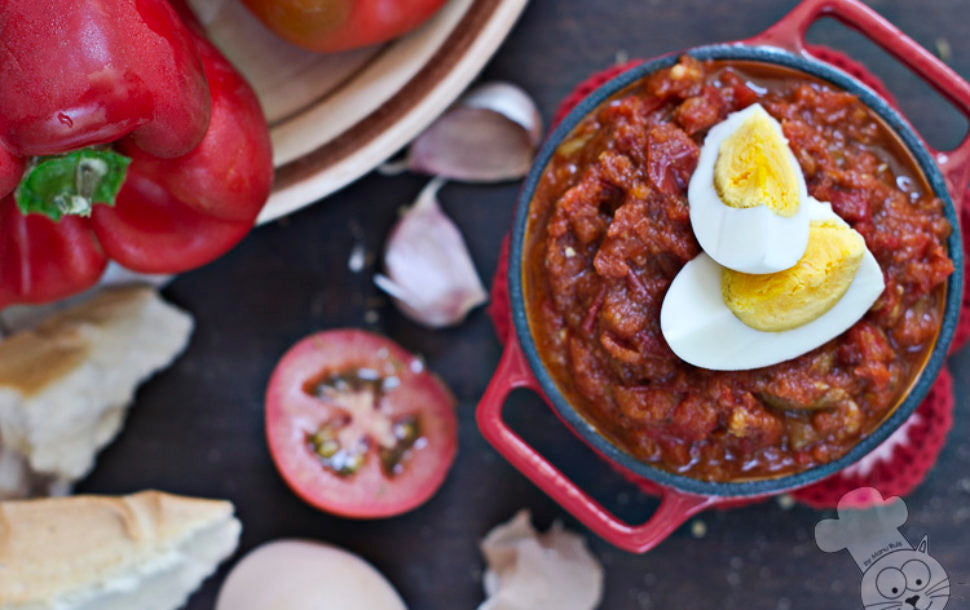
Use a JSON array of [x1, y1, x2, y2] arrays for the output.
[[0, 286, 193, 497], [0, 490, 241, 609]]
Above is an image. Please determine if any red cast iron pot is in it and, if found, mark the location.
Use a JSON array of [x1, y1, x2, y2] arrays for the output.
[[476, 0, 970, 554]]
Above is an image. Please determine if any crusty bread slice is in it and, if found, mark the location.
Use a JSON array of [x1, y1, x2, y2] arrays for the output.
[[0, 286, 193, 496], [0, 490, 240, 609]]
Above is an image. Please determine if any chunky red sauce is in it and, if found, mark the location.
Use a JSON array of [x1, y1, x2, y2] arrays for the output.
[[524, 57, 953, 481]]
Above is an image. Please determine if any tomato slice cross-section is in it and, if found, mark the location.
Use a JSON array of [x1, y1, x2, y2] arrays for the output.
[[265, 329, 457, 518]]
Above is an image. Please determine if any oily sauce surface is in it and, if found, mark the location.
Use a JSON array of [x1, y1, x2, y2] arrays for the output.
[[524, 57, 954, 481]]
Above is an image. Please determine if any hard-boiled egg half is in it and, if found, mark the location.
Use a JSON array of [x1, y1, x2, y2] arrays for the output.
[[661, 198, 884, 370], [688, 103, 812, 274]]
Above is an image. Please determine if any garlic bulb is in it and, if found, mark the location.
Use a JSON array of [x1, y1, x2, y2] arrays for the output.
[[375, 179, 487, 328]]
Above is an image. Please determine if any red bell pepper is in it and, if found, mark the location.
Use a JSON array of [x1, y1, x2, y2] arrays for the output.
[[0, 0, 273, 306]]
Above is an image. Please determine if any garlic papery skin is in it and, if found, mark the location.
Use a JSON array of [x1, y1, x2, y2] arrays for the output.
[[375, 179, 487, 328]]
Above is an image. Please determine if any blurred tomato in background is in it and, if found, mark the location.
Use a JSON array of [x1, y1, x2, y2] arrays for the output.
[[240, 0, 450, 52]]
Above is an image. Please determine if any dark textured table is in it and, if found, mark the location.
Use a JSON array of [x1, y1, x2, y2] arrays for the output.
[[77, 1, 970, 608]]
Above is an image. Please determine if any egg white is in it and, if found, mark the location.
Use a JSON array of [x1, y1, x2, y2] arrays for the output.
[[688, 103, 811, 274], [661, 200, 885, 371]]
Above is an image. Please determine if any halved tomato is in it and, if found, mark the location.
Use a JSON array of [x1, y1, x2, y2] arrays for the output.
[[266, 329, 458, 518]]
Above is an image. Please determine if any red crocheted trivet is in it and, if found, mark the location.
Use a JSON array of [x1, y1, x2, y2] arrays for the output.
[[489, 46, 960, 509]]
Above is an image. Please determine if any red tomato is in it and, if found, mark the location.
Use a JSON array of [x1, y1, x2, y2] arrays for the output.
[[266, 330, 458, 518], [240, 0, 449, 53]]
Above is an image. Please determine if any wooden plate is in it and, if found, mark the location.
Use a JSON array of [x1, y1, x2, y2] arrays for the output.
[[189, 0, 529, 224]]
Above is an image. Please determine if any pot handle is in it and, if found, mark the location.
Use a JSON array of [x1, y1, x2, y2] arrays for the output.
[[748, 0, 970, 201], [476, 337, 720, 553]]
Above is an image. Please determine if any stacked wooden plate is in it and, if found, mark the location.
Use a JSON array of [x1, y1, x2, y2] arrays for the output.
[[189, 0, 529, 223]]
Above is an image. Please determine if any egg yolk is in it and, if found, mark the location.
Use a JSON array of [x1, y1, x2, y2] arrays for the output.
[[714, 109, 800, 217], [721, 219, 866, 331]]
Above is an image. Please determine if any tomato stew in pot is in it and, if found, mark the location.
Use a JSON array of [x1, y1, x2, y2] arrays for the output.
[[524, 56, 953, 481]]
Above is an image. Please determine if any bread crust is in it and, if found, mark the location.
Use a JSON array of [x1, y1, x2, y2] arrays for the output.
[[0, 491, 238, 607], [0, 286, 193, 488], [0, 286, 174, 396]]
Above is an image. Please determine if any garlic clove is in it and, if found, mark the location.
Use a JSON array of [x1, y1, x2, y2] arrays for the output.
[[375, 178, 487, 328], [405, 82, 543, 183], [461, 82, 544, 148]]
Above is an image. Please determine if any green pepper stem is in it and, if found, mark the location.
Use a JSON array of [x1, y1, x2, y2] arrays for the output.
[[76, 157, 108, 199], [15, 149, 131, 221]]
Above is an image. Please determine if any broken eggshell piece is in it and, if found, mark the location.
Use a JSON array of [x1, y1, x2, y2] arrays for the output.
[[215, 539, 406, 610], [479, 510, 604, 610], [403, 82, 543, 182], [375, 178, 487, 327]]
